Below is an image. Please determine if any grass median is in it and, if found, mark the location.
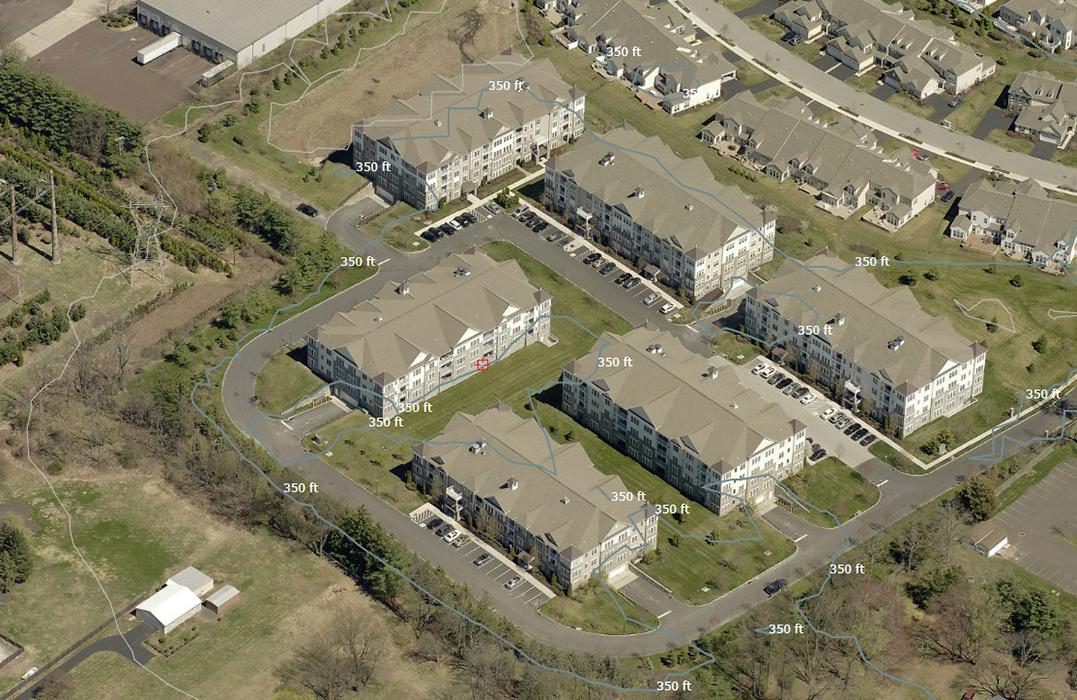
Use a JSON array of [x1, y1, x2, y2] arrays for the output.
[[780, 457, 880, 527], [539, 584, 658, 635], [254, 346, 324, 414]]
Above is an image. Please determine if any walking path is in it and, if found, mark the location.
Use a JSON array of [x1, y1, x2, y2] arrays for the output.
[[673, 0, 1077, 193]]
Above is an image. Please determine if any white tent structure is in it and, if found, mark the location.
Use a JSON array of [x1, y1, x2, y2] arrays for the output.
[[134, 583, 202, 633]]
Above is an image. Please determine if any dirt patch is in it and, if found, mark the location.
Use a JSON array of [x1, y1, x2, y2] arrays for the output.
[[269, 0, 521, 153], [125, 253, 282, 364]]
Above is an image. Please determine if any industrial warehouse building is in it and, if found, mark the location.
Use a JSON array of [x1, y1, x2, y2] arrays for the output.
[[135, 0, 352, 68]]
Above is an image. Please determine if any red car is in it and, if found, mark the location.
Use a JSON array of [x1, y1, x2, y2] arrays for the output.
[[935, 182, 950, 191]]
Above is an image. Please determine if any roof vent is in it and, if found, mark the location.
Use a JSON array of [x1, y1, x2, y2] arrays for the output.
[[704, 365, 720, 379], [506, 477, 519, 490], [631, 186, 646, 198], [469, 440, 488, 455], [888, 336, 905, 351], [830, 313, 845, 326], [560, 495, 570, 505], [480, 107, 494, 119], [685, 203, 694, 212], [730, 402, 738, 410], [396, 281, 411, 295], [599, 152, 616, 166], [812, 285, 822, 292], [434, 118, 442, 127], [453, 266, 471, 278], [645, 343, 664, 355], [374, 315, 384, 322]]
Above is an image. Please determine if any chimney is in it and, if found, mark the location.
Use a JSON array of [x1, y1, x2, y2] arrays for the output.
[[704, 365, 720, 379], [396, 281, 411, 295], [506, 477, 519, 490], [888, 336, 905, 351], [470, 440, 488, 455], [631, 186, 645, 198], [830, 313, 845, 326], [599, 152, 616, 166], [480, 107, 494, 119]]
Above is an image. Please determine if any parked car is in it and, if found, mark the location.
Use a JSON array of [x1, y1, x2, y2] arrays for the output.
[[583, 252, 601, 265], [591, 256, 605, 269], [768, 373, 786, 386], [852, 428, 869, 441], [789, 35, 803, 46], [776, 377, 793, 389], [485, 202, 501, 214], [451, 535, 469, 548], [434, 524, 453, 537], [844, 422, 862, 436], [424, 517, 444, 530], [623, 276, 641, 290], [751, 363, 767, 375], [763, 578, 788, 596], [860, 434, 876, 447], [758, 366, 775, 379], [513, 205, 527, 217], [453, 215, 470, 228], [947, 96, 964, 108], [473, 552, 492, 566], [781, 31, 796, 43], [659, 302, 676, 314], [504, 576, 523, 590], [532, 220, 549, 233], [461, 211, 477, 224], [810, 448, 827, 462], [439, 223, 455, 236], [519, 212, 535, 224], [296, 203, 318, 217], [828, 412, 844, 424], [613, 272, 631, 285], [643, 292, 660, 306], [820, 407, 835, 420], [800, 392, 816, 405], [420, 229, 439, 242], [792, 386, 809, 399], [448, 219, 463, 231], [597, 261, 615, 275], [443, 529, 461, 543], [941, 190, 955, 203], [782, 382, 800, 396], [936, 181, 950, 191]]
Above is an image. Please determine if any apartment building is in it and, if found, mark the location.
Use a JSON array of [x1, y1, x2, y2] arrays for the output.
[[744, 253, 987, 438], [351, 59, 585, 210], [306, 251, 551, 417], [704, 91, 937, 229], [555, 0, 737, 113], [998, 0, 1077, 51], [411, 404, 658, 589], [1006, 70, 1077, 146], [544, 127, 775, 300], [561, 327, 807, 516], [774, 0, 995, 97], [949, 177, 1077, 272]]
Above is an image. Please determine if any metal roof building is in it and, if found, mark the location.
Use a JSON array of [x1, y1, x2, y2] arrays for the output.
[[134, 583, 202, 633], [135, 0, 353, 68]]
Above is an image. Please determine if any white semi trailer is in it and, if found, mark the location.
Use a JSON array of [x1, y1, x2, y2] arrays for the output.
[[136, 32, 181, 65]]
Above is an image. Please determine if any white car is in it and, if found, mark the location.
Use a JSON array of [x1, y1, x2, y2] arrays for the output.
[[820, 407, 835, 420], [504, 576, 523, 590], [448, 219, 463, 231], [800, 392, 816, 405], [659, 302, 676, 314], [751, 363, 767, 375], [758, 365, 775, 379], [443, 530, 460, 543]]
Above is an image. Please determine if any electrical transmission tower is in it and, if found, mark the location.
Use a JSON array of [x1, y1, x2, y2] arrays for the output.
[[128, 195, 169, 284]]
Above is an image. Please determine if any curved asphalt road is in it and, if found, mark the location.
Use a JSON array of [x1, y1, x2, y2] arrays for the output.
[[675, 0, 1077, 193], [221, 203, 1073, 656]]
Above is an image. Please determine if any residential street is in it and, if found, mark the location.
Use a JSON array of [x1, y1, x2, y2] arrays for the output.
[[674, 0, 1077, 193], [219, 198, 1076, 657]]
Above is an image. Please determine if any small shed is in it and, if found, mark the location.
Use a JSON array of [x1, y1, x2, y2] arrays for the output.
[[167, 566, 214, 597], [203, 585, 241, 616], [135, 583, 202, 633], [967, 523, 1008, 558]]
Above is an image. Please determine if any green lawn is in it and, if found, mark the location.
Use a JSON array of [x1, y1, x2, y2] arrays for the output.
[[994, 442, 1076, 515], [780, 457, 880, 527], [886, 91, 933, 118], [1053, 148, 1077, 168], [254, 347, 324, 414], [984, 128, 1034, 154], [870, 440, 925, 473], [539, 584, 658, 635], [309, 241, 632, 511], [530, 401, 795, 605], [710, 331, 762, 365], [846, 69, 883, 94], [359, 201, 430, 252]]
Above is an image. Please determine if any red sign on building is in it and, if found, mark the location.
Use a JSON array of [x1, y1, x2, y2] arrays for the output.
[[475, 357, 490, 372]]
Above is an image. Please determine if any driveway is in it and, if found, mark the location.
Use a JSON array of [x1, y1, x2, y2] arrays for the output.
[[991, 459, 1077, 595], [924, 93, 958, 124], [676, 0, 1077, 191], [812, 54, 854, 80], [971, 105, 1013, 140], [1030, 139, 1058, 161], [735, 0, 783, 18]]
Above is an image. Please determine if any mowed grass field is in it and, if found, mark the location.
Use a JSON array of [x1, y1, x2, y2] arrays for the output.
[[0, 473, 445, 699], [527, 38, 1076, 458], [308, 240, 632, 508], [540, 584, 658, 635], [780, 457, 880, 527], [254, 346, 324, 414]]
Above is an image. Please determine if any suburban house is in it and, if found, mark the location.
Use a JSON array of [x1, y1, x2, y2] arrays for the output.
[[949, 177, 1077, 272], [411, 404, 659, 590], [744, 253, 987, 438], [1006, 70, 1077, 147], [306, 251, 552, 417], [998, 0, 1077, 51], [554, 0, 737, 113], [773, 0, 996, 97], [703, 91, 937, 229], [561, 327, 807, 516], [351, 59, 585, 210], [134, 566, 214, 634], [544, 127, 775, 300]]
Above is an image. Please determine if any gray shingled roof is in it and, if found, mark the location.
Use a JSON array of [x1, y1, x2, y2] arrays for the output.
[[748, 253, 981, 390], [550, 126, 765, 258], [959, 177, 1077, 255], [309, 250, 548, 381], [356, 59, 580, 173], [566, 327, 800, 470], [415, 404, 643, 556]]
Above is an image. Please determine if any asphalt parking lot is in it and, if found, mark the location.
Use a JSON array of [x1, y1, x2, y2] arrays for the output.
[[29, 21, 210, 122], [735, 359, 878, 467], [992, 459, 1077, 596], [415, 514, 553, 608]]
